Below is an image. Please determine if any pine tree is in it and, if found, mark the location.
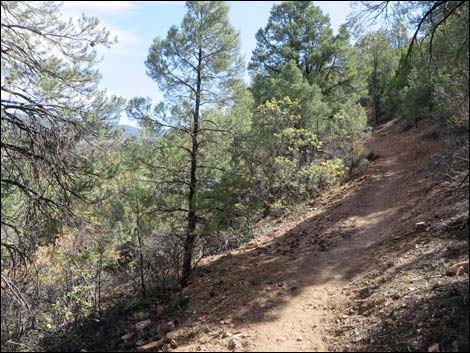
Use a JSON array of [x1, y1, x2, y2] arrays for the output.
[[1, 1, 124, 257], [143, 1, 243, 286]]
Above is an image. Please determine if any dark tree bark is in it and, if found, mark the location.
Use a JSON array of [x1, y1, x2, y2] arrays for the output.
[[181, 48, 203, 287]]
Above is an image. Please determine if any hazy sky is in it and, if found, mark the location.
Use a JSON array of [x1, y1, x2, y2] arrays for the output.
[[60, 1, 352, 126]]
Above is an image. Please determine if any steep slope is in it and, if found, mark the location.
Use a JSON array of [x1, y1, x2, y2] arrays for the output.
[[163, 120, 468, 352]]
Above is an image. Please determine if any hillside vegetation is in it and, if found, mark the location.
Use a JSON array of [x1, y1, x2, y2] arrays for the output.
[[1, 1, 468, 352]]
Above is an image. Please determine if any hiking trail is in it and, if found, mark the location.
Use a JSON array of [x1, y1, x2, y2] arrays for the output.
[[162, 119, 464, 353]]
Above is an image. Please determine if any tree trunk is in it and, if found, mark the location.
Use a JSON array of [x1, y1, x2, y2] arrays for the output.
[[372, 51, 379, 126], [136, 213, 146, 297], [181, 48, 202, 287]]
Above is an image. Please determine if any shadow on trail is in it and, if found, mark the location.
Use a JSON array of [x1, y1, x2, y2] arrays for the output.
[[173, 136, 426, 348], [44, 125, 458, 352]]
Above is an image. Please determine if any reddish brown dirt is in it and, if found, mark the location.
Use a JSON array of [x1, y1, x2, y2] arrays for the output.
[[152, 120, 468, 352]]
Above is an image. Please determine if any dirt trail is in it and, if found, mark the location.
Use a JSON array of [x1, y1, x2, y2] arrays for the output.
[[168, 121, 465, 352], [230, 124, 413, 352]]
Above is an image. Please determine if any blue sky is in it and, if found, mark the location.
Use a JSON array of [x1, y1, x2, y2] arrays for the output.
[[60, 1, 352, 126]]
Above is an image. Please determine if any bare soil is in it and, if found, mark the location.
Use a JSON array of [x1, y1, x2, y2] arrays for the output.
[[164, 120, 469, 352], [55, 120, 468, 353]]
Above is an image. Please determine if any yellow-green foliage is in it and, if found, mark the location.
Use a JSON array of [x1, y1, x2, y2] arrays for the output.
[[301, 158, 346, 185], [34, 226, 118, 330], [252, 97, 348, 211]]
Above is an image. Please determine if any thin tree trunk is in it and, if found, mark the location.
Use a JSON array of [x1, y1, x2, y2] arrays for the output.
[[97, 253, 102, 319], [181, 48, 202, 288], [137, 216, 146, 297], [372, 51, 379, 126], [135, 200, 146, 297]]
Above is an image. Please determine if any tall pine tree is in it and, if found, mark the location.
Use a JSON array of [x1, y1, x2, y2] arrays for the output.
[[142, 1, 243, 286]]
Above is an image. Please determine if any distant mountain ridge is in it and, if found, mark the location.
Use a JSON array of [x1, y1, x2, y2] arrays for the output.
[[117, 124, 141, 138]]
